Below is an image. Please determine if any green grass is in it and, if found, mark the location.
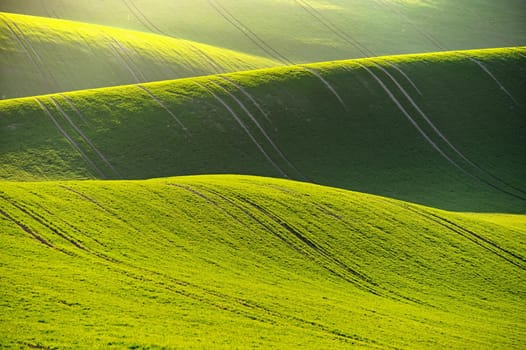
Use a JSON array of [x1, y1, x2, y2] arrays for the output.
[[0, 174, 524, 349], [2, 47, 525, 212], [1, 0, 525, 64], [0, 12, 278, 99], [1, 2, 524, 348]]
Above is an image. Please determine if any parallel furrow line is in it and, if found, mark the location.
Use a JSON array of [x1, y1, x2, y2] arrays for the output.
[[302, 67, 347, 111], [35, 98, 105, 178], [195, 82, 288, 177], [371, 61, 526, 197], [355, 63, 526, 202], [207, 0, 292, 64], [136, 85, 189, 133], [50, 97, 119, 178], [209, 80, 304, 179]]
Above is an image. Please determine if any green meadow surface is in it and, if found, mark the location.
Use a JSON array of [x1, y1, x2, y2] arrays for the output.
[[1, 0, 525, 64], [1, 175, 524, 349], [0, 2, 524, 347], [2, 47, 525, 212], [0, 12, 278, 99]]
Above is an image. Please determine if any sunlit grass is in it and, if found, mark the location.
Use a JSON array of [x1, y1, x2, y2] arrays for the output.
[[1, 175, 524, 349], [0, 12, 279, 99]]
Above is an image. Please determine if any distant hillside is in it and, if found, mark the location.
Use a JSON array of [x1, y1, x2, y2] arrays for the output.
[[2, 47, 525, 212], [1, 0, 525, 63], [1, 175, 524, 349], [0, 12, 278, 99]]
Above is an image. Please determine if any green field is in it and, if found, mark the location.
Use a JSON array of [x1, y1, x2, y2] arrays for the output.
[[1, 175, 524, 349], [1, 0, 525, 63], [0, 12, 278, 99], [1, 1, 525, 349], [2, 47, 525, 212], [2, 0, 525, 99]]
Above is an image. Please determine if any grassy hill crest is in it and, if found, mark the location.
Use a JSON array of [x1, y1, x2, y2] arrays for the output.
[[1, 0, 525, 63], [1, 174, 524, 349], [0, 12, 278, 99]]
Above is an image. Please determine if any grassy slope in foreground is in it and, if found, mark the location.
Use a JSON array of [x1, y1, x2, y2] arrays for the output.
[[2, 47, 525, 212], [0, 12, 278, 99], [0, 175, 525, 349], [1, 0, 525, 64]]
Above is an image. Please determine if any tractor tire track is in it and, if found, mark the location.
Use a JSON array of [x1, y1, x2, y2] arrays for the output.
[[468, 57, 519, 106], [35, 98, 105, 178], [181, 184, 307, 254], [184, 43, 224, 74], [121, 0, 224, 74], [44, 182, 380, 346], [218, 76, 272, 124], [195, 82, 288, 178], [294, 0, 371, 57], [9, 18, 60, 90], [102, 35, 140, 83], [30, 199, 112, 252], [406, 206, 525, 270], [58, 185, 116, 216], [105, 36, 146, 83], [209, 80, 305, 180], [0, 15, 40, 74], [302, 67, 348, 111], [262, 194, 429, 306], [427, 212, 526, 267], [373, 0, 518, 105], [374, 0, 444, 51], [183, 183, 376, 293], [1, 190, 126, 264], [40, 0, 60, 19], [121, 0, 166, 35], [0, 15, 58, 91], [136, 85, 189, 133], [1, 184, 378, 347], [125, 0, 228, 75], [355, 63, 473, 170], [293, 0, 423, 96], [207, 0, 293, 65], [371, 61, 526, 197], [0, 207, 54, 248], [225, 190, 381, 294], [167, 183, 246, 228], [50, 97, 120, 178], [378, 60, 423, 96], [354, 63, 526, 202], [58, 185, 151, 238], [58, 94, 90, 126], [1, 184, 375, 346], [109, 37, 147, 82], [0, 192, 85, 251]]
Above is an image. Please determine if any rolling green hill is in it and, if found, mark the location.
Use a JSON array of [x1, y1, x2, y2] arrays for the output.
[[2, 2, 524, 349], [1, 0, 525, 64], [1, 175, 524, 349], [2, 47, 525, 212], [0, 12, 278, 99]]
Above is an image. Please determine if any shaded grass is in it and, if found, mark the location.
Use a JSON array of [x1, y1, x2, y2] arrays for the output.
[[1, 47, 525, 212]]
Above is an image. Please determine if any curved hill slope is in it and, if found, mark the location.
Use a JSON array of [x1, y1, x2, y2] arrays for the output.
[[0, 12, 278, 99], [1, 175, 524, 349], [1, 0, 525, 65], [2, 47, 525, 212]]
